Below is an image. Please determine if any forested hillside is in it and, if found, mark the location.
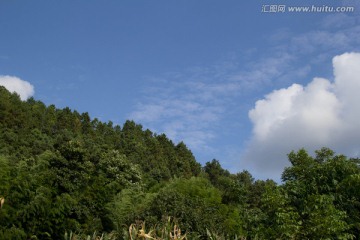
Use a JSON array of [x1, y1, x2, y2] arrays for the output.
[[1, 86, 360, 239]]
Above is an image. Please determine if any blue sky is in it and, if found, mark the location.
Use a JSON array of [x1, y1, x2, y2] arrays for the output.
[[1, 0, 360, 181]]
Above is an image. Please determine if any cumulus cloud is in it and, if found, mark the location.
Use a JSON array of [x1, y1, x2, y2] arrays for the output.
[[242, 52, 360, 181], [129, 12, 360, 171], [0, 75, 34, 100]]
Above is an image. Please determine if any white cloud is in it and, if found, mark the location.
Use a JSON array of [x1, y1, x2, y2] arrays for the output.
[[128, 13, 360, 171], [0, 75, 35, 100], [242, 52, 360, 181]]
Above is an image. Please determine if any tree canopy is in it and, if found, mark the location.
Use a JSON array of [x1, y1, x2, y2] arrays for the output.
[[1, 86, 359, 239]]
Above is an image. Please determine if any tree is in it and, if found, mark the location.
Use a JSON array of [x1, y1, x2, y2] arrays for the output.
[[137, 177, 241, 238], [282, 148, 358, 239], [203, 159, 230, 186], [241, 181, 300, 239]]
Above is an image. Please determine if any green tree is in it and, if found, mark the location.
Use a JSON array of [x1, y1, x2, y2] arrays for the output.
[[282, 148, 357, 239], [203, 159, 230, 186], [145, 177, 241, 238]]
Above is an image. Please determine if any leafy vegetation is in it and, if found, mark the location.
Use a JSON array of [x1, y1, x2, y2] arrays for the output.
[[1, 86, 360, 239]]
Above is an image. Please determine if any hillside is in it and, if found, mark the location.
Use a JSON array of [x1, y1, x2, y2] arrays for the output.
[[1, 86, 360, 239]]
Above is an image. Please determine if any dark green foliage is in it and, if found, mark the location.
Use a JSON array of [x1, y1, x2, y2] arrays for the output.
[[107, 177, 242, 238], [1, 87, 360, 239], [147, 177, 223, 233], [0, 87, 201, 238], [281, 148, 358, 239], [120, 123, 201, 184], [203, 159, 230, 186]]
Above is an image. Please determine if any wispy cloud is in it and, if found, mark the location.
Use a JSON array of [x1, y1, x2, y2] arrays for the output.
[[128, 51, 306, 160], [230, 52, 296, 90], [129, 66, 235, 152], [129, 13, 360, 170]]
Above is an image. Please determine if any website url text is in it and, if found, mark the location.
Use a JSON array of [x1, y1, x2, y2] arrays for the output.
[[261, 5, 355, 13]]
